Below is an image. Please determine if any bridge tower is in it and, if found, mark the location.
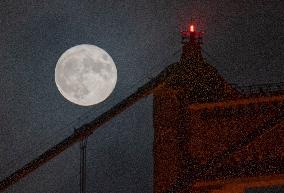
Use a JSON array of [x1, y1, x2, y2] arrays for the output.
[[153, 22, 239, 193], [152, 22, 284, 193]]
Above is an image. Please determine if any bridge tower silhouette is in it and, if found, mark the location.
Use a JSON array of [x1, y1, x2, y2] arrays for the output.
[[152, 22, 284, 193]]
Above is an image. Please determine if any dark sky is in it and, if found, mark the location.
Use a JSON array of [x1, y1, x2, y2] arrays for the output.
[[0, 0, 283, 193]]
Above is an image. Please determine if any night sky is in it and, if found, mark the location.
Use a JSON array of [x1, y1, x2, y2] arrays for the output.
[[0, 0, 283, 193]]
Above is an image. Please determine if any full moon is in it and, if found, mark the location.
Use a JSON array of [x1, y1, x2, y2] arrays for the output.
[[55, 44, 117, 106]]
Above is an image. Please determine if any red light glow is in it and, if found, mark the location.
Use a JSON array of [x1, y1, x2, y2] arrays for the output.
[[189, 25, 195, 32]]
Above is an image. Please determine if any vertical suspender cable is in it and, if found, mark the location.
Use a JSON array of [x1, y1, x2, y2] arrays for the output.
[[80, 138, 87, 193]]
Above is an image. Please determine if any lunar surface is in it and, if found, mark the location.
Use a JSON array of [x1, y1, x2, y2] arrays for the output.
[[55, 44, 117, 106]]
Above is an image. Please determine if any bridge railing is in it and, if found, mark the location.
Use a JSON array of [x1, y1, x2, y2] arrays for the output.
[[231, 82, 284, 96]]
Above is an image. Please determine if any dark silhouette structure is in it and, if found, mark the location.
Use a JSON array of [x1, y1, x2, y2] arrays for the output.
[[153, 24, 284, 193], [0, 23, 283, 193]]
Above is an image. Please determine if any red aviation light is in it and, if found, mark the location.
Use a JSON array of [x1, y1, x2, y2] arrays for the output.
[[189, 24, 195, 32]]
